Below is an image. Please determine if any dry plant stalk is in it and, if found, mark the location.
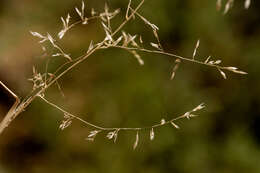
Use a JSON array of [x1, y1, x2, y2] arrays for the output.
[[0, 0, 248, 149]]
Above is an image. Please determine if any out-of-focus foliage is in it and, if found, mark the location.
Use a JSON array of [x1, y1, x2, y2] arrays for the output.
[[0, 0, 260, 173]]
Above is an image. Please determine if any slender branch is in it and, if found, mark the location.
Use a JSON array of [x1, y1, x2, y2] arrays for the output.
[[110, 45, 225, 70], [39, 96, 113, 131], [39, 96, 199, 131]]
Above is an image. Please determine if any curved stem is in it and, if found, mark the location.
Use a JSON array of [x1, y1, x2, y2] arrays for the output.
[[39, 96, 195, 132]]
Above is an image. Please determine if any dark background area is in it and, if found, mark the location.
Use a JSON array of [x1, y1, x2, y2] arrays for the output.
[[0, 0, 260, 173]]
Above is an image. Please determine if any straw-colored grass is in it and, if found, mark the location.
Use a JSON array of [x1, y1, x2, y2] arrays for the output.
[[0, 0, 248, 149]]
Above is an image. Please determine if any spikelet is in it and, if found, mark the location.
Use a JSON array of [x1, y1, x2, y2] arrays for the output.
[[133, 131, 139, 150]]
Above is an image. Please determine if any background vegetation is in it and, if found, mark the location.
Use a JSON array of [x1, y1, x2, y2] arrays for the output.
[[0, 0, 259, 172]]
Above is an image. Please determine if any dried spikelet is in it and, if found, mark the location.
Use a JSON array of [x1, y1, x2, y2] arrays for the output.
[[59, 113, 73, 130], [152, 30, 159, 41], [100, 14, 107, 22], [150, 128, 154, 141], [122, 31, 128, 46], [127, 34, 138, 47], [30, 31, 48, 43], [41, 46, 46, 52], [130, 38, 139, 47], [121, 32, 138, 47], [63, 54, 72, 61], [131, 50, 144, 65], [184, 112, 191, 119], [189, 114, 199, 118], [104, 29, 113, 42], [106, 129, 119, 143], [30, 31, 45, 39], [150, 24, 159, 31], [224, 66, 248, 75], [52, 53, 63, 57], [133, 131, 139, 150], [102, 22, 111, 33], [216, 0, 222, 11], [53, 52, 72, 61], [58, 13, 71, 39], [214, 60, 222, 65], [160, 119, 166, 125], [75, 7, 82, 19], [152, 30, 163, 50], [170, 121, 180, 129], [204, 56, 211, 64], [86, 130, 100, 141], [113, 129, 120, 143], [218, 68, 227, 79], [224, 0, 234, 14], [224, 66, 238, 70], [111, 9, 121, 19], [28, 66, 46, 90], [59, 120, 72, 130], [66, 13, 71, 25], [58, 29, 66, 40], [100, 7, 120, 22], [171, 72, 175, 80], [171, 58, 181, 80], [91, 8, 96, 16], [60, 16, 66, 29], [192, 103, 205, 112], [139, 35, 143, 44], [75, 1, 85, 22], [87, 40, 94, 53], [193, 39, 200, 59], [232, 70, 248, 75], [150, 42, 160, 50], [245, 0, 251, 9], [107, 131, 115, 140], [47, 33, 55, 47], [83, 18, 88, 25], [112, 36, 123, 46]]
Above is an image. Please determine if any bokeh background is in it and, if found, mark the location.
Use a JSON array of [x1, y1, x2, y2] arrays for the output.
[[0, 0, 260, 172]]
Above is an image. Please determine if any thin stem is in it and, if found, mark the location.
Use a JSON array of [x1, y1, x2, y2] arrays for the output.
[[39, 96, 194, 132], [39, 96, 113, 131], [110, 45, 226, 70]]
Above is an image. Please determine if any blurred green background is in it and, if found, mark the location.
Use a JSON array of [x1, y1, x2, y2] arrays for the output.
[[0, 0, 260, 173]]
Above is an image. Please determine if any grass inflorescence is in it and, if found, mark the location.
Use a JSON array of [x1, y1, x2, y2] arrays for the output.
[[0, 0, 248, 149]]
